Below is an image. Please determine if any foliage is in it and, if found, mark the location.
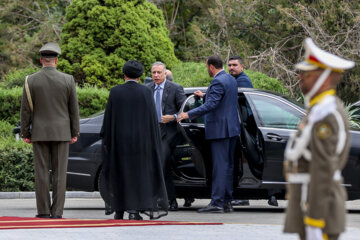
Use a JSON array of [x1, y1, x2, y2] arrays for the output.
[[344, 102, 360, 130], [0, 0, 69, 78], [0, 88, 23, 125], [77, 86, 109, 117], [0, 86, 109, 124], [171, 62, 286, 93], [0, 66, 39, 89], [0, 137, 34, 191], [153, 0, 360, 101], [59, 0, 179, 89]]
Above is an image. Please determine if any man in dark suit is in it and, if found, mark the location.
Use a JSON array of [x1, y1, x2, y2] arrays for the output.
[[178, 55, 240, 213], [228, 56, 253, 88], [146, 62, 186, 211], [20, 42, 80, 219]]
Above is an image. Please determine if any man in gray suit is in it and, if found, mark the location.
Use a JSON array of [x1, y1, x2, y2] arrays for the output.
[[20, 42, 80, 219], [146, 62, 186, 211]]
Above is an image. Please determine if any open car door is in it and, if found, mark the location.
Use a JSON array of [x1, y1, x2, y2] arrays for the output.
[[174, 94, 209, 183]]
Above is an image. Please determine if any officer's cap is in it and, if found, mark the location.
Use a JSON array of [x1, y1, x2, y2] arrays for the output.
[[295, 38, 354, 72], [123, 60, 144, 79], [39, 42, 61, 57]]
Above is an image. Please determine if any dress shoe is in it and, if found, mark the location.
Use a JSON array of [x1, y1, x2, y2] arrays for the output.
[[183, 198, 195, 207], [51, 215, 62, 219], [223, 202, 234, 213], [231, 199, 250, 206], [35, 214, 52, 218], [268, 195, 278, 207], [197, 204, 224, 213], [128, 212, 143, 220], [169, 199, 178, 211], [114, 211, 124, 220]]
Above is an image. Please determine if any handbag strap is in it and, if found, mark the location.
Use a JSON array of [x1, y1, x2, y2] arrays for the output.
[[25, 76, 33, 112]]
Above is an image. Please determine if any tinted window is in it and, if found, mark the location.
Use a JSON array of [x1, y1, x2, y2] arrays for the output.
[[182, 95, 204, 124], [249, 94, 303, 129]]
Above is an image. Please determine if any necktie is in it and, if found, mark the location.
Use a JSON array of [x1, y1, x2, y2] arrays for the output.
[[155, 86, 161, 122]]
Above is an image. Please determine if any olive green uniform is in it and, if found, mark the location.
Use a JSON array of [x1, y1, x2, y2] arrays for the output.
[[20, 66, 80, 217], [284, 93, 350, 240]]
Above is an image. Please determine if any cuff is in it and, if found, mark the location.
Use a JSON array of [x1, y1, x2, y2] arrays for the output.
[[304, 216, 325, 228]]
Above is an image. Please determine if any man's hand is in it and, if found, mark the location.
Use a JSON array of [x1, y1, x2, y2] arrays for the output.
[[305, 226, 323, 240], [69, 137, 78, 144], [177, 112, 189, 122], [161, 115, 175, 123], [194, 90, 205, 98], [22, 138, 32, 144]]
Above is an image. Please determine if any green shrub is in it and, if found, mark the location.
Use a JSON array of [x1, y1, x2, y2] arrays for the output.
[[171, 62, 287, 94], [0, 66, 39, 89], [0, 86, 109, 123], [0, 87, 23, 124], [77, 86, 109, 117], [0, 138, 34, 191], [0, 120, 15, 138], [59, 0, 178, 88], [171, 62, 212, 87], [246, 70, 287, 94]]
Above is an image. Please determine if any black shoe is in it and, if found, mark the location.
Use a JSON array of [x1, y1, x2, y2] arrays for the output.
[[105, 203, 114, 215], [114, 211, 124, 220], [169, 199, 178, 211], [128, 213, 143, 220], [223, 202, 233, 213], [51, 215, 62, 219], [197, 204, 224, 213], [183, 198, 195, 207], [231, 200, 250, 206], [35, 214, 52, 218], [268, 196, 278, 207]]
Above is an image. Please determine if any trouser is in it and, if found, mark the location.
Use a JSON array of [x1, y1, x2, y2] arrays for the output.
[[33, 141, 69, 216], [210, 136, 237, 207], [160, 123, 179, 201]]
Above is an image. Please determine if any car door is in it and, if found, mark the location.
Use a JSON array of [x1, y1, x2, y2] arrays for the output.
[[244, 92, 305, 183], [175, 94, 210, 184]]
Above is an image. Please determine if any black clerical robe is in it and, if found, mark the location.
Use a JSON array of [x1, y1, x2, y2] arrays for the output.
[[100, 81, 168, 216]]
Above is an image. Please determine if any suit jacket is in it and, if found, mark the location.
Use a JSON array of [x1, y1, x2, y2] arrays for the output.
[[235, 72, 253, 88], [146, 80, 186, 121], [20, 66, 80, 141], [188, 70, 240, 140]]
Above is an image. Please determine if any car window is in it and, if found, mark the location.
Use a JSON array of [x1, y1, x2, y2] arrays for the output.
[[182, 95, 204, 124], [248, 94, 303, 129]]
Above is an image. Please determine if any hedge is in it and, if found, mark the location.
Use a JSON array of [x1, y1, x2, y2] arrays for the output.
[[171, 62, 287, 94], [0, 86, 109, 125], [0, 121, 34, 191]]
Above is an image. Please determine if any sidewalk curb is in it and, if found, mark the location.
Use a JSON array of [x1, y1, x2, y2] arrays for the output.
[[0, 191, 101, 199]]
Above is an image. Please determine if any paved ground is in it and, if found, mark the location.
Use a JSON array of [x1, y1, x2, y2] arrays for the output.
[[0, 194, 359, 240]]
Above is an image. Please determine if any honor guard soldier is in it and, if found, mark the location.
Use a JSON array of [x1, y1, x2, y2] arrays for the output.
[[20, 42, 80, 219], [283, 38, 355, 240]]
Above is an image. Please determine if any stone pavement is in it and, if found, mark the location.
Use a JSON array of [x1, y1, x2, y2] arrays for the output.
[[0, 193, 359, 240]]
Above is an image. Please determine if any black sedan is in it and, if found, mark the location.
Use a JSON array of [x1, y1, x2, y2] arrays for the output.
[[66, 88, 360, 201]]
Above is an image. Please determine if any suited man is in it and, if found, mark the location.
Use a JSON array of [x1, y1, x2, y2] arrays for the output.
[[146, 62, 186, 211], [20, 42, 80, 219], [228, 56, 253, 88], [178, 55, 240, 213]]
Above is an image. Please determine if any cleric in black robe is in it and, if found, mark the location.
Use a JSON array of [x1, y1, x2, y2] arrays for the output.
[[100, 60, 168, 220]]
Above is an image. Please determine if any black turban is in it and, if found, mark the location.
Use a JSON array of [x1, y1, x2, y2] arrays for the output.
[[123, 60, 144, 79]]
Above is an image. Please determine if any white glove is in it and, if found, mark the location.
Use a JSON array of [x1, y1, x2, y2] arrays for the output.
[[305, 226, 323, 240]]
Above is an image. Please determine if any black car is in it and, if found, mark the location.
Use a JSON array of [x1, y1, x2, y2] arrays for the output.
[[66, 88, 360, 200]]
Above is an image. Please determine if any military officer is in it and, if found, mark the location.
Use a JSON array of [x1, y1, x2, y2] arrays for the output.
[[283, 38, 355, 240], [20, 42, 80, 219]]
